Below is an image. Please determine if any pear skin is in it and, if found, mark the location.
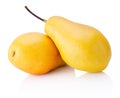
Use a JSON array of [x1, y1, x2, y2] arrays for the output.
[[45, 16, 111, 72]]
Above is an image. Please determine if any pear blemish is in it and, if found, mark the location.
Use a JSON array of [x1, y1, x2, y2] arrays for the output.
[[12, 51, 15, 57]]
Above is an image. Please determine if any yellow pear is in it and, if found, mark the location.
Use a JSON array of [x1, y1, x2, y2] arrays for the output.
[[45, 16, 111, 72], [8, 32, 65, 74], [25, 6, 111, 72]]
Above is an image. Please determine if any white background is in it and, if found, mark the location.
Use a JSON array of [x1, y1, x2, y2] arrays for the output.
[[0, 0, 119, 98]]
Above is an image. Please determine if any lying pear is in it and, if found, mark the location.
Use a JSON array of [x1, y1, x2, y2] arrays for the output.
[[25, 6, 111, 72], [8, 32, 65, 74]]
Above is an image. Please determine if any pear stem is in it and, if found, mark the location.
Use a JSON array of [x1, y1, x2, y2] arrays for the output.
[[25, 6, 46, 22]]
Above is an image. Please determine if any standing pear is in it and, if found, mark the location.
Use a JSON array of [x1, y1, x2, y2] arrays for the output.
[[25, 6, 111, 72]]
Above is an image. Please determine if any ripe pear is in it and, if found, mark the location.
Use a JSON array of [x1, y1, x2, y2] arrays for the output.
[[45, 16, 111, 72], [8, 32, 65, 74], [25, 6, 111, 72]]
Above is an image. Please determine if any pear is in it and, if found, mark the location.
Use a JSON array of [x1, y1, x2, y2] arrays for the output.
[[8, 32, 65, 74], [25, 6, 111, 72]]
